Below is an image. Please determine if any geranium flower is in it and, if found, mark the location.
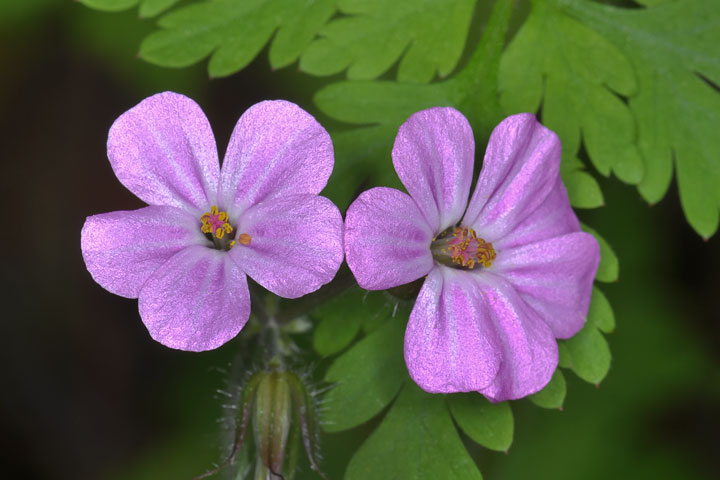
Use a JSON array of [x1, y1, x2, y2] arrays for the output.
[[344, 108, 600, 401], [81, 92, 343, 351]]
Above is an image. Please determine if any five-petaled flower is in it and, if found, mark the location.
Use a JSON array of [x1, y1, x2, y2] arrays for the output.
[[81, 92, 343, 351], [344, 108, 600, 401]]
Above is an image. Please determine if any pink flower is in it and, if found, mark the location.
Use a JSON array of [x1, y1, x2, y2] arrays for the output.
[[344, 108, 600, 401], [81, 92, 343, 352]]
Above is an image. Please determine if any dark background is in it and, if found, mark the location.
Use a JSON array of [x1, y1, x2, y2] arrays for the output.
[[1, 2, 718, 479]]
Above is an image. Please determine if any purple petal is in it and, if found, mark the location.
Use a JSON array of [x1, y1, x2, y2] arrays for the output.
[[229, 194, 343, 299], [492, 232, 600, 339], [219, 101, 333, 219], [404, 268, 501, 393], [463, 113, 561, 242], [81, 206, 205, 298], [392, 107, 475, 233], [493, 178, 580, 251], [138, 245, 250, 351], [475, 274, 558, 402], [345, 187, 434, 290], [107, 92, 220, 213]]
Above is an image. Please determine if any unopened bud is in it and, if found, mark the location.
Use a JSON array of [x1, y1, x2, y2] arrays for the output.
[[192, 362, 326, 480], [253, 370, 293, 477]]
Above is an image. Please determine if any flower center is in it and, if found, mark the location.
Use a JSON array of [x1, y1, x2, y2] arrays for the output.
[[200, 205, 251, 251], [431, 226, 496, 270]]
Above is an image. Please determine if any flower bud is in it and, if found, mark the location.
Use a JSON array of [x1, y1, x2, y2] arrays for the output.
[[253, 370, 293, 477], [192, 363, 326, 480]]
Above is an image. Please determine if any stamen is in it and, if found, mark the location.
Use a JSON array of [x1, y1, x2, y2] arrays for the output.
[[237, 233, 252, 245], [201, 205, 234, 240], [431, 226, 496, 270], [199, 206, 251, 251]]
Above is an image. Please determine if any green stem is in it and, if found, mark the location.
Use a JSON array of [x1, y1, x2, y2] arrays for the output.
[[454, 0, 513, 130], [459, 0, 512, 82], [274, 268, 357, 324], [245, 269, 357, 365]]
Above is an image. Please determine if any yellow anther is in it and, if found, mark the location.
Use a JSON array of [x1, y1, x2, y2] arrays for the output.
[[238, 233, 252, 245], [446, 227, 496, 269], [431, 225, 497, 270], [226, 233, 250, 250], [199, 206, 251, 251], [200, 205, 234, 240]]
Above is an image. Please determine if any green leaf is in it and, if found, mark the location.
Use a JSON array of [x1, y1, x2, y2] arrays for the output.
[[300, 0, 475, 83], [362, 296, 402, 334], [447, 393, 513, 452], [529, 369, 567, 409], [79, 0, 138, 11], [557, 342, 572, 369], [312, 287, 393, 356], [499, 0, 642, 185], [321, 318, 407, 432], [139, 0, 334, 77], [315, 81, 456, 126], [315, 0, 511, 127], [587, 287, 615, 334], [562, 324, 612, 385], [562, 169, 604, 209], [581, 223, 619, 283], [559, 0, 720, 238], [346, 383, 482, 480], [312, 309, 362, 357], [139, 0, 181, 17], [79, 0, 180, 17], [317, 0, 513, 205]]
